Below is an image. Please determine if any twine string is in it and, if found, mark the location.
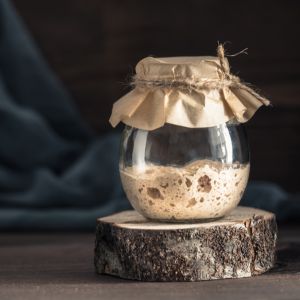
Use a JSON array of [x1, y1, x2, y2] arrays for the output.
[[132, 44, 269, 104]]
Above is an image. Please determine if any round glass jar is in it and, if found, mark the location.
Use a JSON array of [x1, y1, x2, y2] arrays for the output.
[[119, 122, 250, 222]]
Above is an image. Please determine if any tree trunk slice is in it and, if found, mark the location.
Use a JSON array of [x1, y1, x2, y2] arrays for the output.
[[94, 206, 277, 281]]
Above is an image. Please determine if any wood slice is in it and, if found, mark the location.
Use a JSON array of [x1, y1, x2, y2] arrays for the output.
[[94, 206, 277, 281]]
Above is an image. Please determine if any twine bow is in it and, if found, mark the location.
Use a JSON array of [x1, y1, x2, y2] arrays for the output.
[[216, 44, 269, 103]]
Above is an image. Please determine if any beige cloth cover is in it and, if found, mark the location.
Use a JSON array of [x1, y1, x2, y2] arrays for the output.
[[109, 53, 270, 130]]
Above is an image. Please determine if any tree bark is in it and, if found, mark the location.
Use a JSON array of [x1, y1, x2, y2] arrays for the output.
[[94, 207, 277, 281]]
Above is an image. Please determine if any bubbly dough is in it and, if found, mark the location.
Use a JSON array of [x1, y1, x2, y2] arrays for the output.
[[120, 160, 250, 221]]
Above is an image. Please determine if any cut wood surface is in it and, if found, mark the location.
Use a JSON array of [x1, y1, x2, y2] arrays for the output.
[[95, 207, 277, 281]]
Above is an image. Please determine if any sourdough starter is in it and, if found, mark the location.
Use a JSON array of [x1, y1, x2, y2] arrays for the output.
[[120, 160, 250, 221]]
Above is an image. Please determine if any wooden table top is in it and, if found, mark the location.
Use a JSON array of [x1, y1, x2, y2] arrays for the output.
[[0, 226, 299, 300]]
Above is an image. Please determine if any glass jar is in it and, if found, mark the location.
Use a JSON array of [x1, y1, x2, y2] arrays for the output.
[[119, 122, 250, 222]]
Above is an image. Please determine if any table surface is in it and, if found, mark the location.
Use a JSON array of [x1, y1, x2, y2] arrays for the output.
[[0, 226, 299, 300]]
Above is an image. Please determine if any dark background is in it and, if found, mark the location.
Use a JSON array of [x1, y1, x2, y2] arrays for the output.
[[11, 0, 300, 192]]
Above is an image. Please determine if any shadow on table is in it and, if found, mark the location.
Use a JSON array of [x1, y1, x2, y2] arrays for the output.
[[270, 242, 300, 275]]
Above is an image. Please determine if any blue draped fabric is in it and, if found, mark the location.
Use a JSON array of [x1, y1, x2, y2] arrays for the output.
[[0, 0, 130, 230]]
